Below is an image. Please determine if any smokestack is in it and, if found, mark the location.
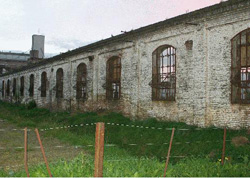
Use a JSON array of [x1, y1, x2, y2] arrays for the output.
[[30, 34, 45, 59]]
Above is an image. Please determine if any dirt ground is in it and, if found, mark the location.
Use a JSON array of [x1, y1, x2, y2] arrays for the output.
[[0, 119, 84, 171]]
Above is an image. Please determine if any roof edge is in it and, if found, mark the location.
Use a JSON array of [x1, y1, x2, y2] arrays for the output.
[[0, 0, 249, 77]]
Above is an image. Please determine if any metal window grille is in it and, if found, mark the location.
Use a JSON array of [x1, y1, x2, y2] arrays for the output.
[[56, 68, 63, 98], [41, 72, 47, 97], [29, 74, 34, 97], [152, 45, 176, 101], [6, 80, 10, 96], [106, 57, 121, 100], [231, 29, 250, 104], [2, 81, 4, 97], [76, 63, 87, 100], [20, 76, 24, 97], [13, 78, 16, 96]]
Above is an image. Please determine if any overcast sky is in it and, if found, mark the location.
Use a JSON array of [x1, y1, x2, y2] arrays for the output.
[[0, 0, 221, 56]]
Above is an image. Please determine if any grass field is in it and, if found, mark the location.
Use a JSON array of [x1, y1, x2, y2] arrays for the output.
[[0, 101, 249, 177], [0, 118, 84, 173]]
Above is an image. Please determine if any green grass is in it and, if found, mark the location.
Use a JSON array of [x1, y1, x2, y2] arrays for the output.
[[1, 154, 249, 177], [0, 101, 249, 177]]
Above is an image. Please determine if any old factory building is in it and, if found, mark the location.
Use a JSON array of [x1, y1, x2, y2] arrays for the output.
[[0, 0, 249, 129], [0, 35, 45, 75], [0, 52, 29, 75]]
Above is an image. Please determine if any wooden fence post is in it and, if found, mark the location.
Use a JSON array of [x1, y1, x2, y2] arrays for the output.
[[163, 128, 175, 177], [35, 128, 52, 177], [221, 128, 227, 165], [94, 122, 105, 177], [24, 127, 29, 177]]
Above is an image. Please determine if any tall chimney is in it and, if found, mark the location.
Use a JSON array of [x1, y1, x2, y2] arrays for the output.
[[30, 34, 45, 59]]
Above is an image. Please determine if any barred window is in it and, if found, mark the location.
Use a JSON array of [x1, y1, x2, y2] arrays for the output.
[[41, 72, 47, 97], [2, 80, 4, 97], [151, 45, 176, 101], [76, 63, 87, 100], [231, 29, 250, 104], [106, 56, 121, 100], [20, 76, 24, 97], [29, 74, 34, 97], [56, 68, 63, 98], [13, 78, 16, 96], [6, 79, 10, 96]]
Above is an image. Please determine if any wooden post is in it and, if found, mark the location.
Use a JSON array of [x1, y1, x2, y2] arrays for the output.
[[24, 127, 30, 177], [94, 122, 105, 177], [35, 128, 52, 177], [221, 128, 227, 165], [163, 128, 175, 177]]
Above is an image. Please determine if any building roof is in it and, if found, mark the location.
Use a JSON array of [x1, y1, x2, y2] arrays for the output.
[[0, 52, 30, 56], [0, 52, 30, 62], [1, 0, 249, 77]]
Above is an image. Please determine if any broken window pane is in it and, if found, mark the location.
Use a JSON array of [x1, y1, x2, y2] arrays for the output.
[[56, 68, 63, 98], [76, 63, 87, 100], [13, 78, 16, 96], [2, 81, 4, 97], [231, 29, 250, 104], [152, 45, 176, 101], [106, 56, 121, 100], [41, 72, 47, 97], [29, 74, 34, 97], [6, 80, 10, 96], [20, 76, 24, 97]]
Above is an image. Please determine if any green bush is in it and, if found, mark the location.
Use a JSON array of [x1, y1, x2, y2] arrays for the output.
[[26, 100, 37, 110], [166, 157, 250, 177]]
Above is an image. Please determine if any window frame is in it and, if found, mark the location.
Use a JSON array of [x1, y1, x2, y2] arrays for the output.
[[6, 79, 10, 97], [29, 74, 34, 97], [56, 68, 64, 98], [231, 28, 250, 104], [76, 63, 87, 100], [41, 72, 47, 97], [151, 45, 176, 101], [106, 56, 121, 100], [13, 78, 16, 96], [2, 80, 4, 97], [20, 76, 24, 97]]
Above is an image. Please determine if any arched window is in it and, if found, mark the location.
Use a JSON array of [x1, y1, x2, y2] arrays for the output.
[[13, 78, 16, 96], [29, 74, 34, 97], [106, 56, 121, 100], [2, 80, 4, 97], [41, 72, 47, 97], [231, 29, 250, 104], [20, 76, 24, 96], [6, 79, 10, 97], [76, 63, 87, 99], [151, 45, 176, 101], [56, 68, 63, 98]]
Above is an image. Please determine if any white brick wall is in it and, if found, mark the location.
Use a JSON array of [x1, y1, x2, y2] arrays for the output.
[[0, 2, 249, 129]]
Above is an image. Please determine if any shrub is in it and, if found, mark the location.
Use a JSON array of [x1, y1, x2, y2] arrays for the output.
[[26, 100, 37, 110], [166, 157, 250, 177], [232, 136, 249, 147]]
